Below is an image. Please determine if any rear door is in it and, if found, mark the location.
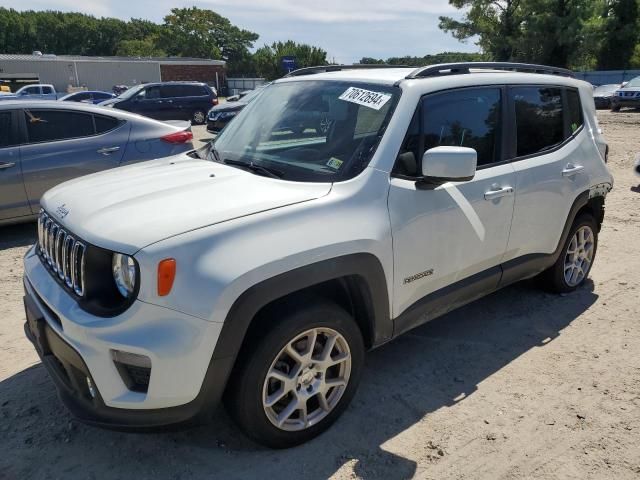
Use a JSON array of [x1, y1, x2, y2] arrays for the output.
[[503, 86, 590, 264], [19, 108, 127, 211], [0, 110, 30, 220]]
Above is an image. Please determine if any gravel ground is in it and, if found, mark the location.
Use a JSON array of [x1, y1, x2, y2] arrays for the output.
[[0, 112, 639, 480]]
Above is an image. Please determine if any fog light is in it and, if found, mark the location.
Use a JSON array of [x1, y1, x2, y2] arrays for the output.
[[86, 377, 96, 398]]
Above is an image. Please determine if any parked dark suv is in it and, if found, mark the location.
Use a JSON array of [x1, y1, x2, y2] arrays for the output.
[[100, 82, 217, 124]]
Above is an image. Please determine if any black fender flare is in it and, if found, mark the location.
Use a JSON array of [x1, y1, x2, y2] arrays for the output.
[[193, 253, 391, 414]]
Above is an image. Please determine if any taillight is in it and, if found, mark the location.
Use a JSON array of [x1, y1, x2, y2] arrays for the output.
[[212, 98, 218, 106], [161, 130, 193, 144]]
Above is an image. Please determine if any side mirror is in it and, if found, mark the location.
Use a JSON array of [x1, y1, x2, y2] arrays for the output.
[[420, 146, 477, 185]]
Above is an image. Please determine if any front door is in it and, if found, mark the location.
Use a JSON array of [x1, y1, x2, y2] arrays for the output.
[[388, 87, 516, 329], [0, 110, 30, 221]]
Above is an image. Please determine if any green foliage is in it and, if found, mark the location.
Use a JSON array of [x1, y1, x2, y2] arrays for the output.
[[160, 7, 258, 64], [115, 38, 166, 57], [359, 51, 488, 65], [439, 0, 640, 70], [253, 41, 328, 80]]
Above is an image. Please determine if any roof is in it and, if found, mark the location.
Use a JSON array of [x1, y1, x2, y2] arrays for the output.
[[0, 54, 225, 66], [277, 65, 584, 89]]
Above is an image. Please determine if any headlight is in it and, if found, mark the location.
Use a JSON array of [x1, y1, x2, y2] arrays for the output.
[[112, 253, 137, 298]]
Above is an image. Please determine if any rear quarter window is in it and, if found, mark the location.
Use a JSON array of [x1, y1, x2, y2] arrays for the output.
[[94, 114, 121, 134], [566, 89, 584, 134]]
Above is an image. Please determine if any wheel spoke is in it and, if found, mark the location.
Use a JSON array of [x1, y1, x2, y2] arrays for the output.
[[317, 392, 330, 412], [265, 387, 288, 407], [303, 329, 318, 361], [286, 343, 304, 364], [268, 367, 291, 383], [318, 334, 338, 363], [325, 377, 347, 388], [276, 397, 300, 427]]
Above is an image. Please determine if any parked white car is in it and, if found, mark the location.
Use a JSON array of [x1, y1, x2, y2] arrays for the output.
[[23, 63, 613, 448]]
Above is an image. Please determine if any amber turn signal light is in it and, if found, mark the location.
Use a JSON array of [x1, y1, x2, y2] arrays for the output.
[[157, 259, 176, 296]]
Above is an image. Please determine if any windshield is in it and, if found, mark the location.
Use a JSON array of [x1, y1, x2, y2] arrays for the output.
[[212, 80, 400, 182], [117, 84, 145, 100], [625, 76, 640, 88]]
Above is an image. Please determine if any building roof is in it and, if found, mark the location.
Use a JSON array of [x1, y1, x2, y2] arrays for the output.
[[0, 54, 225, 65]]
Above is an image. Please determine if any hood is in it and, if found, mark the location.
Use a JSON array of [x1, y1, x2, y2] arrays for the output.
[[209, 102, 246, 114], [98, 98, 120, 107], [41, 156, 332, 254]]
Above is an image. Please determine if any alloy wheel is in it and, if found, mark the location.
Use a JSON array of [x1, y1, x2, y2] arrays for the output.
[[564, 225, 595, 287], [262, 327, 351, 432]]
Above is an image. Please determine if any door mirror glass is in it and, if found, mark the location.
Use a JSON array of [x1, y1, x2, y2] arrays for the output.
[[421, 146, 477, 182]]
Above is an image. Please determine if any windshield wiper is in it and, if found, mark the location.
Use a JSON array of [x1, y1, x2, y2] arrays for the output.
[[208, 143, 222, 163], [223, 159, 284, 179]]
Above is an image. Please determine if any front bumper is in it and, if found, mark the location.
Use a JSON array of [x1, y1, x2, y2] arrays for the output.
[[23, 246, 232, 430], [206, 119, 229, 133], [612, 97, 640, 108]]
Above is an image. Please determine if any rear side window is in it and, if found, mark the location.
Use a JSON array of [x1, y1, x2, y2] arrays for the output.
[[25, 110, 95, 143], [94, 115, 121, 134], [42, 86, 54, 94], [511, 87, 563, 157], [566, 89, 583, 134], [162, 84, 207, 98], [0, 112, 14, 147]]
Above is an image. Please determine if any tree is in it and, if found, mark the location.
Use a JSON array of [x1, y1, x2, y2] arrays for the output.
[[116, 38, 166, 57], [595, 0, 639, 69], [439, 0, 525, 61], [359, 52, 488, 65], [160, 7, 258, 66], [253, 41, 328, 80]]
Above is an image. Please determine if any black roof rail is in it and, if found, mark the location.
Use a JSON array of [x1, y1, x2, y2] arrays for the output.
[[284, 64, 410, 78], [405, 62, 574, 79]]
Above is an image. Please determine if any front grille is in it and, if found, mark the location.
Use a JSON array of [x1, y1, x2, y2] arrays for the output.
[[37, 210, 86, 297]]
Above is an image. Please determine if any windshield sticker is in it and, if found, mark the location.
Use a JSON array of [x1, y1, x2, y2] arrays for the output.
[[326, 157, 344, 170], [339, 87, 392, 110]]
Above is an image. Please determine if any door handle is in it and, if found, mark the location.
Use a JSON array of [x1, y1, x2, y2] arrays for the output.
[[562, 163, 584, 177], [0, 161, 16, 170], [484, 186, 514, 200], [97, 146, 120, 155]]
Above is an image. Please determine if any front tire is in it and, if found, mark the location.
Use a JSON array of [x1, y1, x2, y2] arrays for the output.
[[540, 214, 598, 293], [225, 299, 365, 448]]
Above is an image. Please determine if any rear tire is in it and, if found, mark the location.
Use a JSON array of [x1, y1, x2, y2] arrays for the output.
[[539, 214, 598, 293], [611, 104, 621, 112], [192, 110, 206, 125], [225, 298, 365, 448]]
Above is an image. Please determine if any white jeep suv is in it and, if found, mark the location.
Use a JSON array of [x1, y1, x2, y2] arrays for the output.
[[23, 63, 612, 448]]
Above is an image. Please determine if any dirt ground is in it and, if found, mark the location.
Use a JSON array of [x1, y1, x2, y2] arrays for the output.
[[1, 114, 639, 480]]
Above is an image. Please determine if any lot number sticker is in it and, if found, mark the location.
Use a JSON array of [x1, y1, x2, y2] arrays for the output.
[[339, 87, 392, 110]]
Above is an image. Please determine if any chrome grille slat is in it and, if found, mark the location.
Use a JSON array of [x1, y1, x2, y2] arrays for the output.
[[36, 210, 87, 298]]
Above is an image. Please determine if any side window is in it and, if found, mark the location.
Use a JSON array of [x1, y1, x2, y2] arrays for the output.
[[25, 110, 95, 143], [185, 85, 206, 96], [42, 86, 53, 94], [137, 86, 161, 100], [566, 89, 583, 135], [74, 92, 90, 101], [94, 114, 121, 134], [511, 87, 563, 157], [422, 87, 502, 167], [161, 85, 182, 98], [24, 86, 40, 95], [0, 112, 14, 147]]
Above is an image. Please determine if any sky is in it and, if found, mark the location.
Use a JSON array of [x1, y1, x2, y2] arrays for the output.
[[3, 1, 480, 63]]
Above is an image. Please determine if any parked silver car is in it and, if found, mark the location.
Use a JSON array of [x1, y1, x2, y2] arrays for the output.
[[0, 101, 194, 225]]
